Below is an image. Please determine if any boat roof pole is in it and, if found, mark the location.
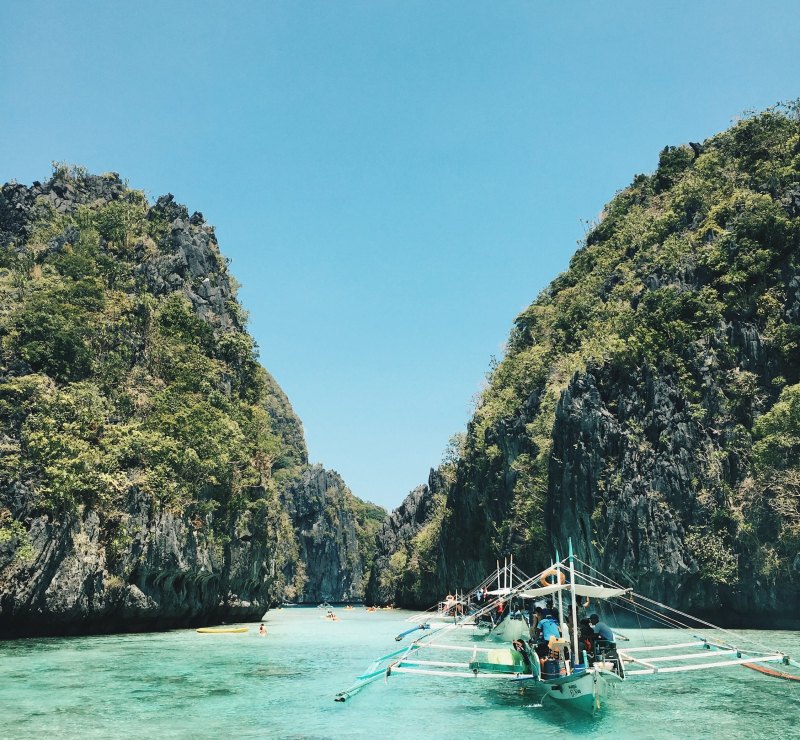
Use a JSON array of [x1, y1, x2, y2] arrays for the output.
[[555, 548, 564, 625], [569, 538, 579, 666], [496, 560, 500, 591]]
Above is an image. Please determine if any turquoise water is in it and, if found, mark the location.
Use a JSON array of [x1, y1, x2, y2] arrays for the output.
[[1, 608, 799, 739]]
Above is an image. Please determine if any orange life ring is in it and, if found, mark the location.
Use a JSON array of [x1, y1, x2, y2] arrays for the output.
[[540, 568, 566, 587]]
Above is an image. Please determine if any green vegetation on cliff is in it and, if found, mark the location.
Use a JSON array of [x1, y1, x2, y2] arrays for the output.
[[0, 167, 306, 596], [489, 107, 800, 562], [352, 496, 388, 582], [372, 105, 800, 617]]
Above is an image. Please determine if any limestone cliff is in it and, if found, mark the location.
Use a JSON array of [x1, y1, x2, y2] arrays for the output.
[[368, 107, 800, 626], [0, 167, 374, 636], [281, 465, 366, 602]]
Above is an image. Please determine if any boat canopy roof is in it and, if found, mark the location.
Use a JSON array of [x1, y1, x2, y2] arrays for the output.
[[519, 584, 629, 600]]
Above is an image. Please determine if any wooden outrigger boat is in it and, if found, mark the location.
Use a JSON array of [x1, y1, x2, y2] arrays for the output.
[[403, 556, 532, 641], [336, 540, 800, 714]]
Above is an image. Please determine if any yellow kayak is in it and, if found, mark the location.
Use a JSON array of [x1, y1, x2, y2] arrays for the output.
[[196, 627, 249, 634]]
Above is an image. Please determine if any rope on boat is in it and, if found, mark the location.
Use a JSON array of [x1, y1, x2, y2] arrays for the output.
[[571, 555, 798, 678], [632, 592, 779, 655], [742, 663, 800, 682], [607, 592, 695, 633], [574, 557, 701, 647]]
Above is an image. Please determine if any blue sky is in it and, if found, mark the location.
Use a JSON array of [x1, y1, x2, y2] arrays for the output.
[[2, 1, 798, 509]]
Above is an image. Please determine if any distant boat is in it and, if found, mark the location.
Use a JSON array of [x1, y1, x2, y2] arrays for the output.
[[337, 540, 800, 714], [196, 627, 249, 634]]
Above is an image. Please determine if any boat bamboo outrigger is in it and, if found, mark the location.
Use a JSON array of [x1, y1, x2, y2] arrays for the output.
[[336, 539, 800, 714]]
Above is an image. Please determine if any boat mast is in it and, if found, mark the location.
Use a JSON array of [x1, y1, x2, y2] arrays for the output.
[[569, 538, 579, 665], [555, 548, 564, 628], [555, 548, 568, 672]]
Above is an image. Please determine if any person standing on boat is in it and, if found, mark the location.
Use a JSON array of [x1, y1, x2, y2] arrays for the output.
[[539, 613, 560, 643], [589, 614, 614, 641], [529, 606, 543, 639]]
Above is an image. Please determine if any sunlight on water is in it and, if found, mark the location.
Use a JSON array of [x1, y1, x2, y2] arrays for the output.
[[1, 609, 798, 739]]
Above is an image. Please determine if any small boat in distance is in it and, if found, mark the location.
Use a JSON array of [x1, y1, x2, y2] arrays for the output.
[[196, 627, 249, 634]]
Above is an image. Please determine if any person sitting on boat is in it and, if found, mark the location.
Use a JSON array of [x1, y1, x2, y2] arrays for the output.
[[529, 606, 543, 639], [589, 615, 624, 676], [590, 613, 614, 642], [578, 618, 595, 663]]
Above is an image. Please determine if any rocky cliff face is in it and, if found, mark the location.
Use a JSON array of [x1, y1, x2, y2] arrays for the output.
[[367, 479, 440, 605], [0, 168, 372, 636], [546, 358, 800, 625], [0, 487, 280, 636], [281, 465, 364, 602], [368, 108, 800, 625]]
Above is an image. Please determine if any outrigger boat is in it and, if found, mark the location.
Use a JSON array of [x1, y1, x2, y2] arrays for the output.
[[403, 556, 532, 641], [477, 557, 533, 642], [336, 540, 800, 714]]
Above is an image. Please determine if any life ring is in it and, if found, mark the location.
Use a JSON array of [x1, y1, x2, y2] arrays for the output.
[[540, 568, 566, 587]]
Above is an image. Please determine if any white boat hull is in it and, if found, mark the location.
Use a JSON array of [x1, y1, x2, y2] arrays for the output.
[[527, 668, 622, 714]]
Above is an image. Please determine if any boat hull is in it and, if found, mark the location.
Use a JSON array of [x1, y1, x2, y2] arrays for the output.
[[525, 668, 621, 714]]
